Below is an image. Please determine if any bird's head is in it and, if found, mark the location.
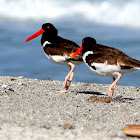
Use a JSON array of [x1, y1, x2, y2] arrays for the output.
[[71, 37, 96, 58], [25, 23, 58, 43]]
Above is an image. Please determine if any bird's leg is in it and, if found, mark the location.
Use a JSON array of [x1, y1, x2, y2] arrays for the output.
[[108, 73, 122, 97], [57, 62, 75, 93], [64, 62, 75, 89], [110, 77, 117, 95], [67, 71, 74, 88], [112, 77, 117, 89]]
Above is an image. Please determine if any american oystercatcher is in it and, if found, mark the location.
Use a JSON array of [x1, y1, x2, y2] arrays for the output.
[[71, 37, 140, 97], [25, 23, 83, 93]]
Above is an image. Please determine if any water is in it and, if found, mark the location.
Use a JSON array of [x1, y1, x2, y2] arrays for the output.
[[0, 0, 140, 87]]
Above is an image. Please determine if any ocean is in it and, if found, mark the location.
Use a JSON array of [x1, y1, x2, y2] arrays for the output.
[[0, 0, 140, 87]]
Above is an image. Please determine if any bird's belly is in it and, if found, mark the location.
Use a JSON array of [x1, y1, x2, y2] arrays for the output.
[[86, 62, 121, 77], [44, 53, 83, 65], [45, 54, 69, 65]]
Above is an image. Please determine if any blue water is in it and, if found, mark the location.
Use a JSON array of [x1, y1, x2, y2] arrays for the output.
[[0, 0, 140, 87]]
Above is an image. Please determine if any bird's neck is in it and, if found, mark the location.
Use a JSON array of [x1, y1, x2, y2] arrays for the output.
[[41, 33, 57, 45], [42, 41, 52, 48], [82, 51, 93, 62]]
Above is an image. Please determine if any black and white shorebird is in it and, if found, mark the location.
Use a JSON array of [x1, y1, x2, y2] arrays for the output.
[[71, 37, 140, 97], [25, 23, 83, 93]]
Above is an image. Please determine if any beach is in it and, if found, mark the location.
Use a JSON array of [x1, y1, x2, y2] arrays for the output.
[[0, 0, 140, 139], [0, 1, 140, 87], [0, 76, 140, 140]]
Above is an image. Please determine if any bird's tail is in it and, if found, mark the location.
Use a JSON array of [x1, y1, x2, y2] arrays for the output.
[[134, 67, 140, 70], [126, 57, 140, 69]]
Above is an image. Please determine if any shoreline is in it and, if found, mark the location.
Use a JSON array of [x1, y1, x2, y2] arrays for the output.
[[0, 76, 140, 140]]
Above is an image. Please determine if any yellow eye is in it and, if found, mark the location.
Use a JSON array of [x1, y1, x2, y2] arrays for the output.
[[47, 26, 50, 29]]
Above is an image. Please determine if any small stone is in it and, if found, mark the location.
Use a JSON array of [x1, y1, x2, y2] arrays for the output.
[[18, 76, 24, 79], [10, 78, 16, 81], [63, 124, 74, 129], [18, 83, 22, 85], [8, 88, 15, 92], [1, 84, 8, 88], [18, 83, 27, 86], [71, 84, 75, 87]]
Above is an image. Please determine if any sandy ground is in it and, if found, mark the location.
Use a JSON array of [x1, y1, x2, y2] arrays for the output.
[[0, 76, 140, 140]]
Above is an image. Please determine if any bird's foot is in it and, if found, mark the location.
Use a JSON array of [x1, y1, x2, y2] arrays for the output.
[[108, 87, 115, 97], [56, 89, 68, 93], [56, 85, 68, 93]]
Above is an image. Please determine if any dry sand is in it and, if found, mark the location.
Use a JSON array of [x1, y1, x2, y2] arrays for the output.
[[0, 76, 140, 140]]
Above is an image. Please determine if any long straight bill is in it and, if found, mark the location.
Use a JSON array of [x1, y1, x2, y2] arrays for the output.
[[25, 29, 45, 42], [71, 45, 83, 58]]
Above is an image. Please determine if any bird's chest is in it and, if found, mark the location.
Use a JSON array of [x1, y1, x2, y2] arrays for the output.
[[42, 42, 70, 65]]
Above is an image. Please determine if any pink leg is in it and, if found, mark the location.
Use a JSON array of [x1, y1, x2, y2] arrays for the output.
[[113, 77, 117, 89], [108, 73, 122, 97], [109, 77, 117, 96], [57, 62, 75, 93], [67, 72, 74, 88]]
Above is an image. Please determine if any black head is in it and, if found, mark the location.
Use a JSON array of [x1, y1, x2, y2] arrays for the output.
[[41, 23, 58, 44], [42, 23, 58, 34], [71, 37, 97, 59], [25, 23, 58, 44], [82, 37, 97, 53]]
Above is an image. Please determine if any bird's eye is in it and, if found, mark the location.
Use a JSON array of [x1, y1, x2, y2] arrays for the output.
[[82, 40, 84, 43], [47, 26, 50, 29]]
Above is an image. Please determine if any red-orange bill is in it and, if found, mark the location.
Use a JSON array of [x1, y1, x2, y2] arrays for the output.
[[25, 29, 45, 42], [71, 45, 83, 58]]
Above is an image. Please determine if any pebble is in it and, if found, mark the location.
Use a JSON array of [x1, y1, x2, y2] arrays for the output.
[[18, 76, 24, 79], [1, 84, 8, 88]]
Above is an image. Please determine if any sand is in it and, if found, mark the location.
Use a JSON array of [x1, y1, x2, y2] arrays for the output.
[[0, 76, 140, 140]]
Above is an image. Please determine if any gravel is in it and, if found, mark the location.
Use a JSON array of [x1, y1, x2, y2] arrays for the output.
[[0, 76, 140, 140]]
